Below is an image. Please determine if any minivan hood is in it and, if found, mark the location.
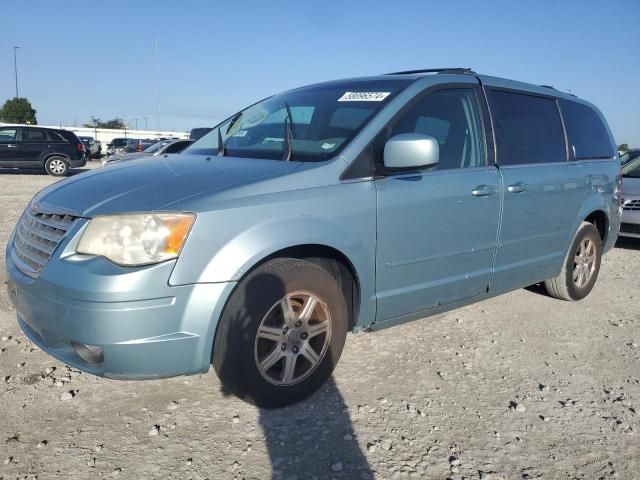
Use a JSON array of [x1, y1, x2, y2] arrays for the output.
[[34, 154, 302, 217]]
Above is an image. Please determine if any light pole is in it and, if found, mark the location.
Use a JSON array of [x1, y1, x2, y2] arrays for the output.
[[134, 118, 139, 130], [144, 117, 149, 130], [155, 37, 160, 131], [13, 46, 20, 98]]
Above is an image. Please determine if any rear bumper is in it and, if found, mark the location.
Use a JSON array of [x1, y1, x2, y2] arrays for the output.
[[6, 250, 235, 379], [69, 157, 86, 168]]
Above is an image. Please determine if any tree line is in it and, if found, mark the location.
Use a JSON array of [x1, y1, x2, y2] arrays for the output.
[[0, 97, 126, 129]]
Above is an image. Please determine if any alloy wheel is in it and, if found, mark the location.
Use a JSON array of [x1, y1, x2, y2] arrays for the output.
[[254, 291, 331, 386]]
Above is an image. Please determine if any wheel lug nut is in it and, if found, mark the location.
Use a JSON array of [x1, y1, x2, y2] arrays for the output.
[[295, 321, 302, 327], [301, 332, 308, 340], [281, 343, 287, 351], [283, 327, 289, 333], [292, 346, 299, 354]]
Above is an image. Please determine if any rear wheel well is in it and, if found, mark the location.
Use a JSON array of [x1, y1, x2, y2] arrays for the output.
[[261, 245, 360, 331], [584, 210, 608, 244]]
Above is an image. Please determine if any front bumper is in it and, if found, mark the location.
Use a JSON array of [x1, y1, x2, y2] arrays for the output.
[[6, 247, 235, 379], [620, 208, 640, 238]]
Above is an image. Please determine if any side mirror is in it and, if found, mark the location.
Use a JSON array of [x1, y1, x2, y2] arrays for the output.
[[383, 133, 439, 170]]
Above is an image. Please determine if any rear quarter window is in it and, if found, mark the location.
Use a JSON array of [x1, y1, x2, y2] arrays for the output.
[[559, 100, 615, 160], [46, 130, 68, 142]]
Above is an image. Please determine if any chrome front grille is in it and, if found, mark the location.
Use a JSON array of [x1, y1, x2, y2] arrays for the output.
[[11, 208, 78, 277], [623, 199, 640, 211]]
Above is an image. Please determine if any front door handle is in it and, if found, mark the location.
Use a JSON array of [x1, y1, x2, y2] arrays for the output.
[[471, 185, 497, 196], [7, 144, 18, 148], [507, 182, 528, 193]]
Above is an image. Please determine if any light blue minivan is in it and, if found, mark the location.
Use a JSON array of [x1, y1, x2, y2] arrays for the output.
[[6, 68, 621, 407]]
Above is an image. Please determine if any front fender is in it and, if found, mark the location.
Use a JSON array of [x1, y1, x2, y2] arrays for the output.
[[169, 182, 378, 327]]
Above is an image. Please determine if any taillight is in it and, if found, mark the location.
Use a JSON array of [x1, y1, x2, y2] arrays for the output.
[[136, 142, 142, 152], [615, 169, 623, 207], [77, 143, 85, 153]]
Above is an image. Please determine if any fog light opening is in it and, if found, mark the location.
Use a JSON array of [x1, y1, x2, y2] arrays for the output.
[[71, 342, 104, 365]]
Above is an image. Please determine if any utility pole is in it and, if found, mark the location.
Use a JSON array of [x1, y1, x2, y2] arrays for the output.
[[144, 117, 149, 130], [13, 46, 20, 98], [155, 37, 160, 131]]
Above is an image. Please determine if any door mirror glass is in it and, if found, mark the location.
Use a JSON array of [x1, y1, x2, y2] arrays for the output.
[[383, 133, 439, 169]]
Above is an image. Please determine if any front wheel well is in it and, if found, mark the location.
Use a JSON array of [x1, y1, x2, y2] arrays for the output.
[[584, 210, 608, 244], [259, 245, 360, 331]]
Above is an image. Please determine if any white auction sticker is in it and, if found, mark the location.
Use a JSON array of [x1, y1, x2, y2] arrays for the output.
[[337, 91, 391, 102]]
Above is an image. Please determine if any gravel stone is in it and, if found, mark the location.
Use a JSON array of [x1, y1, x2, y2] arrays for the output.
[[60, 391, 74, 401]]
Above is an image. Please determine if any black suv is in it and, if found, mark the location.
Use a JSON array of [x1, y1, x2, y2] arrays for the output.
[[0, 125, 86, 176]]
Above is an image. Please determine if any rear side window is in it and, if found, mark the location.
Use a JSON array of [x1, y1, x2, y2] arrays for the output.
[[22, 129, 47, 142], [489, 90, 566, 165], [559, 100, 614, 159]]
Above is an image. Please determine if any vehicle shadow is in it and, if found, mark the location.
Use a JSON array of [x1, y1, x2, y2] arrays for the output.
[[615, 237, 640, 251], [524, 282, 550, 297], [218, 271, 374, 479]]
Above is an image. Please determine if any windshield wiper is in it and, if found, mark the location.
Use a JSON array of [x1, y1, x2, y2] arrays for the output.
[[217, 112, 243, 157], [282, 101, 295, 161]]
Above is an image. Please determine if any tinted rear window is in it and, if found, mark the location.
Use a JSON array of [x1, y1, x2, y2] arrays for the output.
[[489, 90, 566, 165], [22, 129, 47, 142], [47, 130, 69, 142], [559, 100, 614, 160]]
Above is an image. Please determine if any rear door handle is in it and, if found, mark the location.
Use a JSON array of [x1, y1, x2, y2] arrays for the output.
[[471, 185, 497, 196], [507, 182, 528, 193], [7, 144, 18, 148]]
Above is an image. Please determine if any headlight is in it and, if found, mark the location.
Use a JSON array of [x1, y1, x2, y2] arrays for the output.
[[76, 213, 195, 266]]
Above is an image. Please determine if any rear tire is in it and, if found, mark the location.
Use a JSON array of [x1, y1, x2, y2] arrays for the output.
[[544, 221, 602, 301], [213, 258, 348, 408], [44, 156, 69, 177]]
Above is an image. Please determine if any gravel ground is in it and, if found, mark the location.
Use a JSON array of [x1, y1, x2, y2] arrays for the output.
[[1, 163, 639, 480]]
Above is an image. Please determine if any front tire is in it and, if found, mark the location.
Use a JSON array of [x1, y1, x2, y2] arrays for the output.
[[44, 156, 69, 176], [213, 258, 348, 408], [544, 221, 602, 301]]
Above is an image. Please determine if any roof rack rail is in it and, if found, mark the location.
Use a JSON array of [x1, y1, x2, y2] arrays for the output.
[[540, 84, 577, 97], [385, 68, 476, 75]]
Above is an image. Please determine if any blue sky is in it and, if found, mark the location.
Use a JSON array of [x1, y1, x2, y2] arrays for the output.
[[1, 0, 638, 144]]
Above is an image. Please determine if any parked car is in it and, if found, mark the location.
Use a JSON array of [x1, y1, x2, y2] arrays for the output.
[[620, 156, 640, 238], [620, 148, 640, 166], [78, 136, 102, 159], [5, 69, 620, 408], [189, 127, 212, 140], [124, 138, 158, 153], [0, 125, 86, 176], [106, 138, 128, 156], [101, 139, 193, 166]]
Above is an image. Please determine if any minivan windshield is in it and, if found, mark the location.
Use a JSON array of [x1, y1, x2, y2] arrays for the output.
[[144, 140, 171, 154], [620, 149, 640, 166], [622, 156, 640, 178], [186, 79, 412, 162], [111, 138, 127, 147]]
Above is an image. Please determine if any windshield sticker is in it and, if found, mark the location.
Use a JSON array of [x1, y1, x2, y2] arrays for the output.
[[338, 91, 391, 102], [321, 142, 336, 150], [233, 130, 248, 137]]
